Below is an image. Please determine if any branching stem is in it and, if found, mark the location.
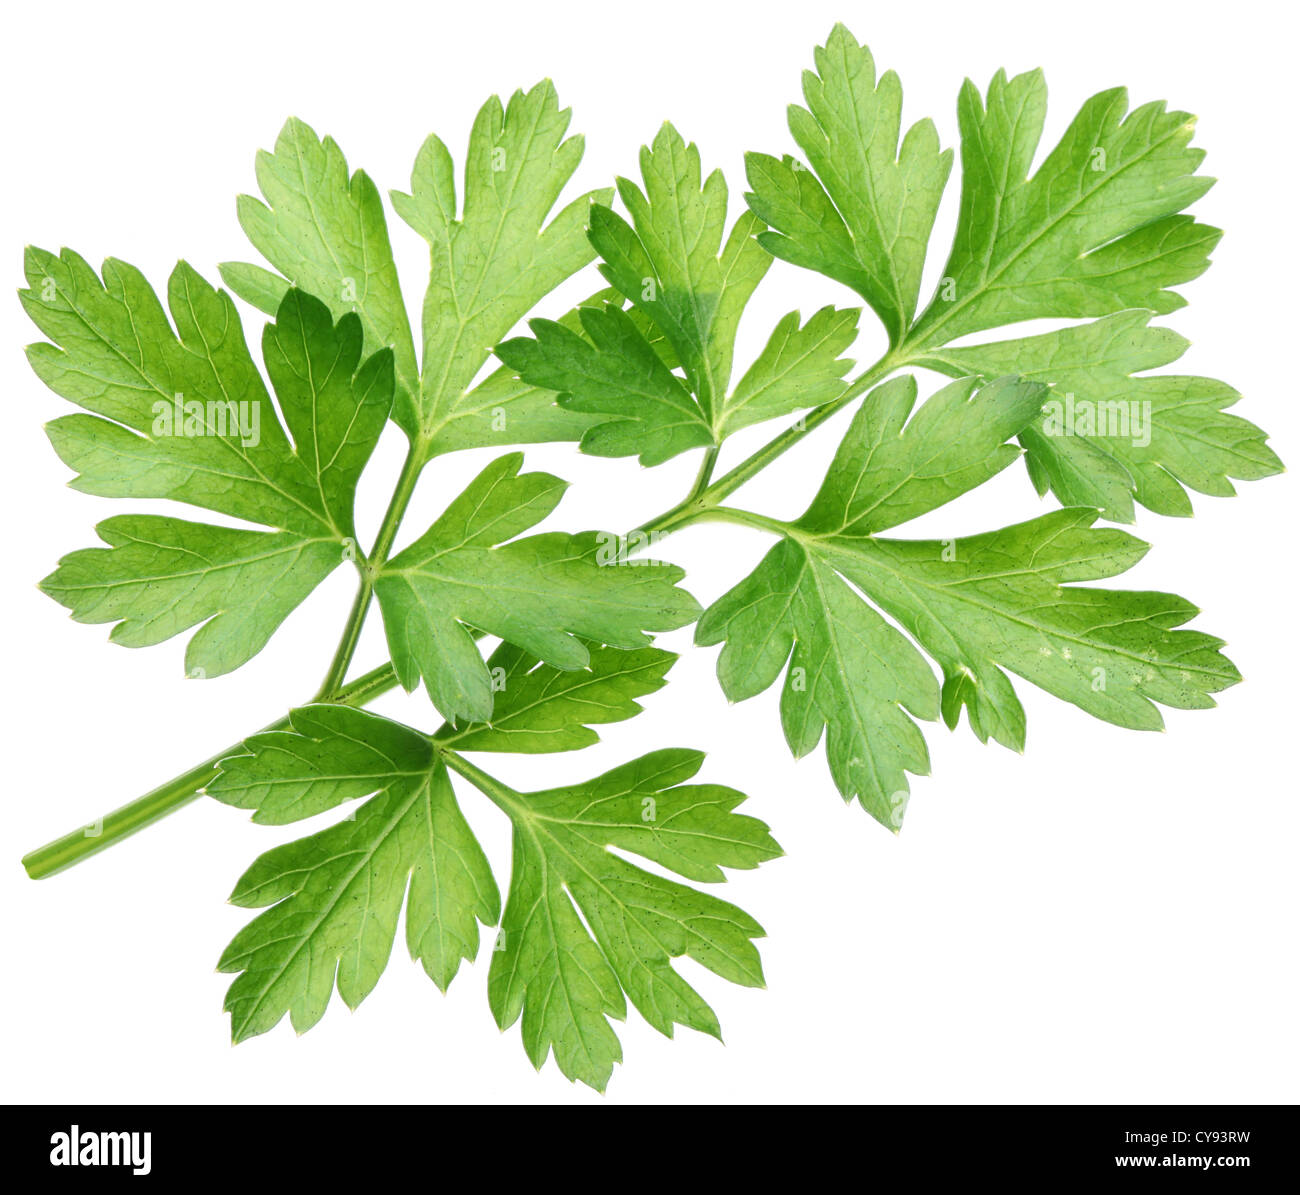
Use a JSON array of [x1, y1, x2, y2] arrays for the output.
[[313, 436, 428, 701], [24, 347, 905, 878], [22, 662, 400, 879]]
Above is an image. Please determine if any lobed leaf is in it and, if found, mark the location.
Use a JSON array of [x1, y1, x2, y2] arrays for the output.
[[822, 509, 1240, 749], [222, 117, 419, 416], [916, 311, 1283, 521], [373, 452, 700, 724], [485, 749, 780, 1090], [698, 375, 1242, 827], [23, 259, 393, 675], [796, 373, 1047, 536], [721, 305, 859, 436], [435, 641, 676, 754], [392, 82, 611, 442], [909, 69, 1216, 345], [210, 704, 435, 824], [696, 536, 937, 825], [40, 517, 340, 678], [593, 123, 770, 424], [215, 709, 500, 1027], [745, 23, 952, 344], [214, 707, 778, 1092], [502, 123, 860, 462], [746, 27, 1278, 520], [497, 302, 712, 466]]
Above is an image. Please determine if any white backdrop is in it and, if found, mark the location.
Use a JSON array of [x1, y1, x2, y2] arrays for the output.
[[2, 0, 1295, 1105]]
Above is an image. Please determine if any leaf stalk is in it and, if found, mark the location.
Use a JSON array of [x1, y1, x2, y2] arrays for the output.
[[313, 437, 429, 701], [22, 663, 399, 879], [24, 348, 904, 877]]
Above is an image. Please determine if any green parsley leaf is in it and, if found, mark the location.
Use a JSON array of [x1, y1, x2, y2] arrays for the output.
[[916, 310, 1284, 520], [392, 82, 612, 443], [722, 305, 859, 436], [40, 517, 341, 679], [497, 301, 712, 465], [261, 289, 394, 537], [592, 123, 770, 425], [498, 123, 860, 463], [221, 117, 419, 416], [909, 69, 1214, 346], [796, 374, 1048, 535], [434, 641, 675, 754], [24, 256, 392, 675], [696, 535, 937, 826], [745, 26, 1279, 518], [210, 704, 433, 825], [213, 706, 778, 1091], [214, 707, 499, 1024], [745, 24, 952, 345], [483, 748, 779, 1090], [373, 452, 700, 724], [223, 97, 609, 455], [822, 508, 1239, 750], [698, 373, 1241, 826]]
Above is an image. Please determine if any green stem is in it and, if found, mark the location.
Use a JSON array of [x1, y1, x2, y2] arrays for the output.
[[700, 352, 901, 506], [369, 437, 428, 565], [22, 662, 399, 880], [438, 746, 523, 818], [625, 443, 722, 540], [701, 505, 796, 538], [313, 575, 375, 701], [625, 353, 901, 542], [689, 444, 720, 499], [629, 493, 705, 539], [27, 352, 904, 879], [313, 437, 427, 701]]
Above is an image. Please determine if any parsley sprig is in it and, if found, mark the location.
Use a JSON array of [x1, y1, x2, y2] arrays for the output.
[[19, 26, 1278, 1089]]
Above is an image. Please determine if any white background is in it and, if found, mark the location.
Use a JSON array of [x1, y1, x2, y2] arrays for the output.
[[2, 0, 1296, 1105]]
